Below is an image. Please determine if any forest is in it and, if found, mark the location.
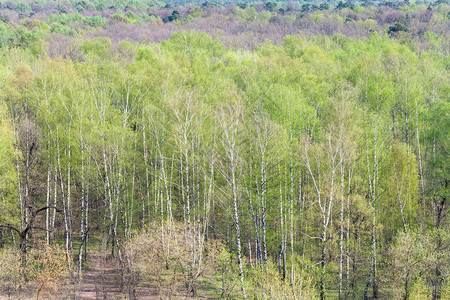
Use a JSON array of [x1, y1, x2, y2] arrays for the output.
[[0, 0, 448, 299]]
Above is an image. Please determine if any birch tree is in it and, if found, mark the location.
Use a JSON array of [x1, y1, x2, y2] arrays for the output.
[[214, 98, 246, 296]]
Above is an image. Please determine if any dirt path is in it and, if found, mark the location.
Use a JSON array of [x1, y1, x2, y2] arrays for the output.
[[77, 253, 122, 299], [0, 251, 188, 299], [73, 252, 158, 300]]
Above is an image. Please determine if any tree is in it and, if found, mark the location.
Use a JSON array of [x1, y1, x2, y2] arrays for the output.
[[0, 102, 18, 238], [264, 2, 277, 12], [389, 228, 450, 299], [381, 142, 419, 234], [303, 103, 346, 299], [213, 97, 246, 296]]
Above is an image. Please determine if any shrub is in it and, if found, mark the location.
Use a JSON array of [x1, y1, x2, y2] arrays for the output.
[[0, 243, 67, 299], [126, 222, 226, 297], [246, 259, 319, 299], [0, 247, 21, 296], [408, 277, 432, 300], [28, 243, 68, 299]]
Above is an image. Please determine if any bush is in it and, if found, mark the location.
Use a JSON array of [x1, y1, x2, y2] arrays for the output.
[[388, 229, 449, 299], [246, 259, 319, 299], [126, 222, 226, 297], [28, 243, 68, 299], [0, 247, 21, 296], [0, 243, 67, 299], [408, 277, 432, 300]]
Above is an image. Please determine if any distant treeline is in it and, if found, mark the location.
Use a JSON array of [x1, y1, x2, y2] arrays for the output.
[[0, 0, 448, 50]]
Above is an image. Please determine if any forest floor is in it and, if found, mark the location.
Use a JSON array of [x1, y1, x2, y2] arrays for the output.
[[0, 233, 216, 299], [0, 251, 160, 300]]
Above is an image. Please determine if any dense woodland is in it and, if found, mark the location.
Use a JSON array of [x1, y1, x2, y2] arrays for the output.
[[0, 0, 448, 299]]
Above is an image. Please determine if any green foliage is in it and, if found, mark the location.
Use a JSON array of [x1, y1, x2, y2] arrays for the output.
[[83, 15, 108, 27], [381, 142, 419, 233], [189, 6, 204, 18], [136, 47, 156, 63], [0, 103, 19, 228], [246, 262, 319, 299], [388, 22, 409, 35], [302, 3, 319, 13], [14, 1, 31, 13], [50, 22, 78, 36], [237, 1, 247, 9], [388, 228, 449, 299], [0, 3, 448, 298], [408, 277, 432, 300], [110, 13, 130, 23], [233, 6, 259, 21], [163, 31, 223, 60], [336, 1, 355, 10], [264, 1, 277, 12], [80, 37, 112, 57], [163, 10, 181, 23]]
